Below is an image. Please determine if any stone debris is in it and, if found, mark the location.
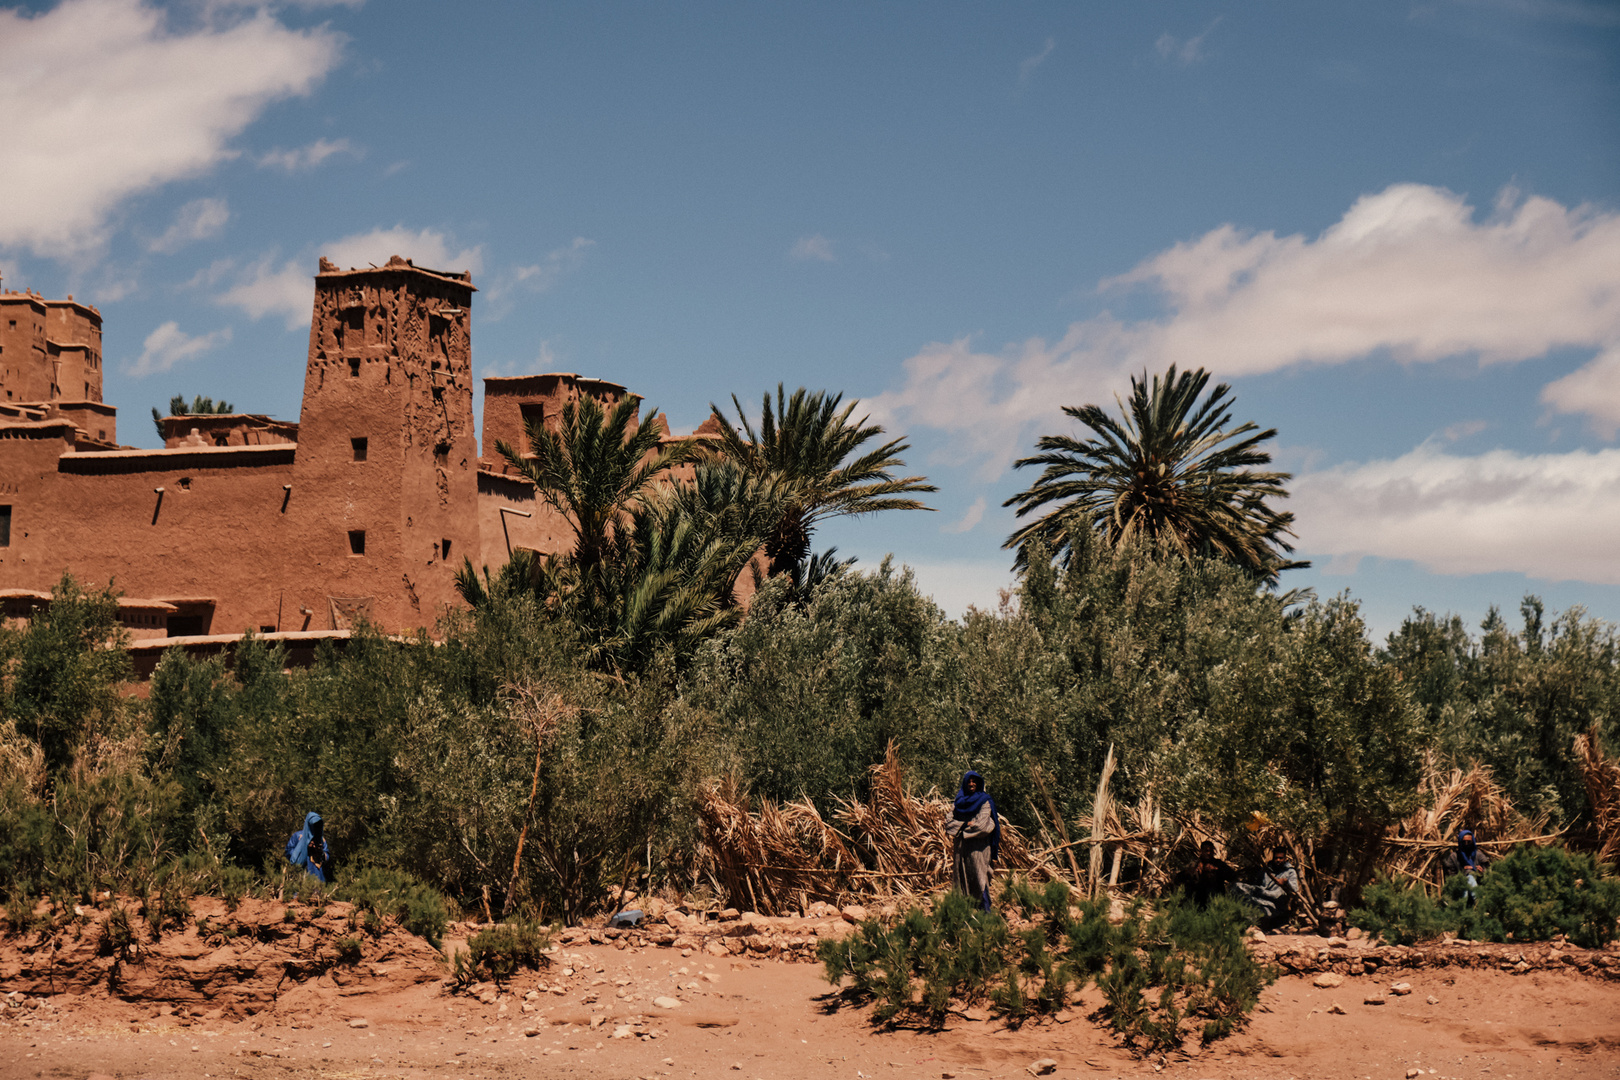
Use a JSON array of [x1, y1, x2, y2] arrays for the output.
[[1364, 996, 1386, 1006], [1327, 1003, 1347, 1015], [346, 1018, 369, 1028], [1389, 982, 1413, 996], [652, 996, 682, 1009], [1312, 973, 1344, 988], [1027, 1058, 1058, 1076]]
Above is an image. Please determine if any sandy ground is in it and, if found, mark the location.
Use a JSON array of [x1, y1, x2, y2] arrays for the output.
[[4, 936, 1618, 1080]]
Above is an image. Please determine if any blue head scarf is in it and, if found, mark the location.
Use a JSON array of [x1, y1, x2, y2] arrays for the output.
[[286, 811, 325, 879], [1457, 828, 1479, 869], [953, 771, 1002, 862]]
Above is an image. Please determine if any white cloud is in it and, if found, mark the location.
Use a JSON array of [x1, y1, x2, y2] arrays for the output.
[[1541, 345, 1620, 437], [903, 559, 1016, 619], [941, 497, 987, 535], [1155, 17, 1221, 65], [322, 226, 483, 277], [790, 234, 836, 263], [482, 237, 595, 317], [1019, 37, 1055, 84], [1292, 444, 1620, 584], [0, 0, 343, 258], [215, 254, 311, 329], [257, 137, 360, 172], [217, 226, 485, 330], [873, 184, 1620, 470], [147, 197, 229, 253], [129, 320, 231, 377]]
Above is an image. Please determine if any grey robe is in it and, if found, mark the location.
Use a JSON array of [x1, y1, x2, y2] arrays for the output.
[[944, 802, 995, 908]]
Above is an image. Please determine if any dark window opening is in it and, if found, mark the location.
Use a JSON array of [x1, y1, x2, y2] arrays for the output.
[[348, 529, 366, 556], [259, 625, 276, 634], [441, 538, 452, 560], [519, 402, 545, 433], [351, 436, 368, 461], [167, 615, 206, 637], [345, 308, 364, 332], [178, 477, 191, 491], [347, 357, 361, 377], [0, 505, 10, 547], [434, 441, 450, 467], [213, 433, 229, 446]]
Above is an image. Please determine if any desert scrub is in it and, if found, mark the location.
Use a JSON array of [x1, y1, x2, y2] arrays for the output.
[[334, 936, 364, 965], [1459, 845, 1620, 948], [818, 880, 1273, 1050], [450, 920, 554, 989], [1348, 873, 1451, 945], [1350, 846, 1620, 949], [335, 868, 449, 949]]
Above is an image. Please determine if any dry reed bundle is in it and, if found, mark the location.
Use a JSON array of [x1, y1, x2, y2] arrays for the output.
[[1575, 727, 1620, 865], [695, 744, 1058, 914], [694, 777, 863, 914], [831, 743, 1051, 891]]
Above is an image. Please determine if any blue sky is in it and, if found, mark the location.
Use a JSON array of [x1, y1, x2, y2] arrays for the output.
[[2, 0, 1617, 639]]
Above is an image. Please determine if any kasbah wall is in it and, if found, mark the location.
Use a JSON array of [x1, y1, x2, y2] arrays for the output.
[[0, 255, 711, 660]]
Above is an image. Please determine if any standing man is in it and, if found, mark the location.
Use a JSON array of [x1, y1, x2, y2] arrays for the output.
[[945, 770, 1001, 912]]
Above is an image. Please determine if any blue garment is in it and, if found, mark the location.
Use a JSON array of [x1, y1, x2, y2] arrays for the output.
[[953, 771, 1001, 864], [285, 811, 329, 883]]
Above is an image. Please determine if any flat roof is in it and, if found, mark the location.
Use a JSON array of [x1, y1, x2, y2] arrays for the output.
[[317, 257, 476, 290]]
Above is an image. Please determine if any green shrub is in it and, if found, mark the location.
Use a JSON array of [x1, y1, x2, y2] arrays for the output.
[[335, 867, 449, 949], [99, 905, 136, 957], [334, 936, 364, 965], [451, 920, 554, 988], [818, 880, 1273, 1049], [1461, 846, 1620, 949], [1348, 874, 1450, 945]]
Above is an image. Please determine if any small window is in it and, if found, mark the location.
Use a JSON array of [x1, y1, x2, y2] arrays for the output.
[[351, 436, 368, 461], [441, 538, 452, 560], [434, 441, 449, 468], [213, 434, 229, 446], [178, 477, 191, 491], [348, 529, 366, 556], [345, 308, 364, 332], [0, 505, 10, 547], [259, 625, 276, 634], [348, 357, 361, 378], [520, 402, 545, 435]]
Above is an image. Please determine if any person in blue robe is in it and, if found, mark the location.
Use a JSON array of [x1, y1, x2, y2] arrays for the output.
[[944, 770, 1001, 912], [285, 811, 330, 883]]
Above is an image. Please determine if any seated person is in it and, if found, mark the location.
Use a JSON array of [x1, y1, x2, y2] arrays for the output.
[[1228, 846, 1299, 932], [1171, 840, 1236, 908]]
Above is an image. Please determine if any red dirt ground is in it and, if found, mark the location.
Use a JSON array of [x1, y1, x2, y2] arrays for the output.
[[4, 932, 1618, 1080]]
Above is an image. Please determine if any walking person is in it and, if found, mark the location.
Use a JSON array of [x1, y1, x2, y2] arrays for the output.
[[944, 770, 1001, 912]]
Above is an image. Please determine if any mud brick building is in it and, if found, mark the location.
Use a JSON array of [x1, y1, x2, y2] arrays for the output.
[[0, 256, 686, 649]]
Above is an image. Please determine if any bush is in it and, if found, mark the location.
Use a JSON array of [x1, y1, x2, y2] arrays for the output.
[[1350, 846, 1620, 949], [451, 920, 554, 988], [1348, 874, 1450, 945], [818, 879, 1273, 1049], [1463, 845, 1620, 949], [335, 867, 449, 949]]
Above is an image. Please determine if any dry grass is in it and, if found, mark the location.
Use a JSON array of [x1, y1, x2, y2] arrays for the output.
[[696, 738, 1615, 916], [1575, 727, 1620, 866], [696, 744, 1053, 914]]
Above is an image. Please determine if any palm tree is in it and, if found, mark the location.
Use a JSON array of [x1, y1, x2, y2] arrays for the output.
[[708, 385, 937, 577], [151, 393, 234, 438], [494, 392, 695, 598], [1002, 365, 1306, 583]]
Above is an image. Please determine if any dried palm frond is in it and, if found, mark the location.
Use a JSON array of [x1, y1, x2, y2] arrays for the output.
[[1575, 727, 1620, 866]]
